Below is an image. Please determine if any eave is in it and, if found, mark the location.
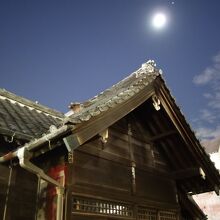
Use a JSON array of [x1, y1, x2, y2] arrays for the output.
[[153, 77, 220, 195]]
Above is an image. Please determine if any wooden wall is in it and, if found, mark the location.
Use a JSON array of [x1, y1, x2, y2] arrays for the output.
[[0, 136, 38, 220], [0, 165, 38, 220], [70, 112, 178, 218], [0, 101, 180, 220], [0, 165, 10, 220]]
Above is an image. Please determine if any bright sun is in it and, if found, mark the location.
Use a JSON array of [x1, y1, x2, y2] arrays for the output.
[[152, 13, 167, 29]]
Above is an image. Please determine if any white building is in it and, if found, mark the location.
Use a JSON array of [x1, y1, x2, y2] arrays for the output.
[[193, 138, 220, 220]]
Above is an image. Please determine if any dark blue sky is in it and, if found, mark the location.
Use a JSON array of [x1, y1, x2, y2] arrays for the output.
[[1, 0, 220, 141]]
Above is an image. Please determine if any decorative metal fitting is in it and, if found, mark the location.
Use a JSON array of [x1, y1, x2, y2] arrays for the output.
[[99, 129, 109, 144], [152, 95, 161, 111]]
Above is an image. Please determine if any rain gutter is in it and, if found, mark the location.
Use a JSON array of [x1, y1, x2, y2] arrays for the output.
[[0, 124, 73, 163], [0, 124, 74, 220]]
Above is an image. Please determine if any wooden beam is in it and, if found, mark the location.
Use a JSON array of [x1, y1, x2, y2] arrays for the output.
[[172, 167, 204, 180], [68, 85, 155, 150], [214, 185, 220, 195], [163, 138, 185, 169], [150, 130, 177, 142], [63, 134, 81, 152], [155, 79, 220, 192], [177, 190, 207, 219], [158, 141, 176, 169]]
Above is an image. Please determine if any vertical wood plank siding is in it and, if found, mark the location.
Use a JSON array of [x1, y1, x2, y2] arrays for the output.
[[70, 109, 178, 219]]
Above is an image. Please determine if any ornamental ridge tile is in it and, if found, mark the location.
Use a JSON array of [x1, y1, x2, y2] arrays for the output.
[[67, 61, 161, 123]]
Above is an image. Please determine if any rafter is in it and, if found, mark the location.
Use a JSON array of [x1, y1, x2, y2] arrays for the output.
[[150, 130, 177, 142], [172, 167, 205, 180]]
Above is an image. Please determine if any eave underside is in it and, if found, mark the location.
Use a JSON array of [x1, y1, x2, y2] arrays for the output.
[[132, 98, 218, 195]]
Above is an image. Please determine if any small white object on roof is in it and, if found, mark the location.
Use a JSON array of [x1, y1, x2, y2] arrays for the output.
[[49, 125, 58, 133], [146, 60, 156, 66], [141, 63, 154, 73], [135, 60, 156, 78], [142, 60, 156, 71]]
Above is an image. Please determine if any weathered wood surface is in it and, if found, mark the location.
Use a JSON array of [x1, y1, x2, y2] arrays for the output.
[[0, 165, 38, 220], [70, 110, 178, 212]]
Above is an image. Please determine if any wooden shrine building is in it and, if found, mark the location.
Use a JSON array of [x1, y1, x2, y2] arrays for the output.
[[0, 61, 220, 220]]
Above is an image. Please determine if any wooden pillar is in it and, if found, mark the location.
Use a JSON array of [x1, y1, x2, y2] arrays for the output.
[[133, 203, 138, 220], [65, 150, 74, 220], [157, 210, 160, 220], [128, 122, 136, 196]]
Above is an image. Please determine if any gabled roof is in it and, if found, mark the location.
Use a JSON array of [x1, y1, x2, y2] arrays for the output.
[[0, 60, 220, 197], [62, 61, 220, 196], [0, 89, 64, 140], [64, 61, 160, 124]]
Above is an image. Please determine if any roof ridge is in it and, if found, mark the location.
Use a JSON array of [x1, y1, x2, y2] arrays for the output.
[[66, 61, 161, 122], [83, 62, 160, 106], [0, 89, 64, 119]]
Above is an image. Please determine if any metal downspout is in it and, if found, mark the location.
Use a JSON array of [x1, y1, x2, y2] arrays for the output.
[[56, 187, 64, 220], [17, 147, 64, 220]]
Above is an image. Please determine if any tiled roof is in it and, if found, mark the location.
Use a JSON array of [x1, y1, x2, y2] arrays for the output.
[[0, 61, 161, 142], [0, 89, 64, 140], [65, 61, 161, 124]]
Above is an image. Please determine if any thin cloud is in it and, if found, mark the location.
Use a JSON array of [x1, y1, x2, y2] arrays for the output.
[[199, 109, 216, 123], [208, 92, 220, 109], [195, 126, 220, 141], [193, 51, 220, 110], [193, 52, 220, 85], [192, 51, 220, 142], [213, 52, 220, 63], [203, 93, 213, 99], [193, 67, 217, 85]]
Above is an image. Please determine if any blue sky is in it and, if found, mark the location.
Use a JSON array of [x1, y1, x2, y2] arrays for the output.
[[1, 0, 220, 141]]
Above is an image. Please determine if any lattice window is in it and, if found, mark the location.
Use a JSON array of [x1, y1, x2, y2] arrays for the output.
[[72, 196, 133, 217], [138, 207, 157, 220], [159, 211, 177, 220], [137, 207, 177, 220]]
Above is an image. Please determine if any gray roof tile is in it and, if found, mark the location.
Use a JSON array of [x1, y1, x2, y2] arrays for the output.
[[66, 62, 160, 124], [0, 89, 64, 139], [0, 62, 160, 140]]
